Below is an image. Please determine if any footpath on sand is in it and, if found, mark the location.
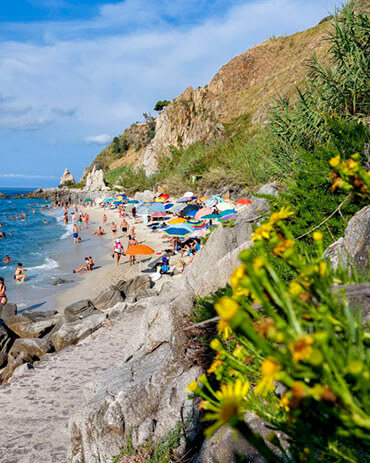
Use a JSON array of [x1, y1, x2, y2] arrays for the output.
[[0, 304, 146, 463]]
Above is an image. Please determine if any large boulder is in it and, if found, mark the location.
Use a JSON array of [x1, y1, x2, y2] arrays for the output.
[[50, 312, 107, 352], [0, 303, 17, 321], [5, 310, 62, 338], [0, 324, 16, 354], [116, 275, 152, 301], [64, 300, 97, 322], [1, 338, 53, 383], [60, 168, 75, 186], [325, 205, 370, 272], [92, 286, 124, 311]]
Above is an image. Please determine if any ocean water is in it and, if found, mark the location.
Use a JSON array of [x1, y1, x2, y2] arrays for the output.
[[0, 187, 77, 311]]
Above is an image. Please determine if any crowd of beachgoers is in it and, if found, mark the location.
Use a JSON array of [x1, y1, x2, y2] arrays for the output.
[[0, 190, 252, 308]]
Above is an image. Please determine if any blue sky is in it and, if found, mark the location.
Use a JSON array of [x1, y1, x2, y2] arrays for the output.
[[0, 0, 339, 188]]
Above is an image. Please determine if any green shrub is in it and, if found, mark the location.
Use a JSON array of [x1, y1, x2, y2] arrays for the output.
[[154, 100, 171, 111]]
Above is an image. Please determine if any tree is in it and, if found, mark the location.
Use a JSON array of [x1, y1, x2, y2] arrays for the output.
[[154, 100, 171, 111]]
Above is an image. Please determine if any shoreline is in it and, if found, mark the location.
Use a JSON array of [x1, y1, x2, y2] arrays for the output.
[[54, 205, 176, 313]]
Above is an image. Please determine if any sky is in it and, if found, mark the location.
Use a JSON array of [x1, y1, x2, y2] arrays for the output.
[[0, 0, 340, 188]]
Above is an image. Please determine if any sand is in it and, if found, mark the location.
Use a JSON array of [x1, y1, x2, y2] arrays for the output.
[[55, 205, 176, 312]]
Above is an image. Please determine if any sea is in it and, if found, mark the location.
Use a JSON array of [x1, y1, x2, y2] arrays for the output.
[[0, 187, 100, 312]]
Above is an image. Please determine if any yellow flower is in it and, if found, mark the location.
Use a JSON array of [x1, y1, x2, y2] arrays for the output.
[[210, 338, 223, 351], [319, 261, 327, 276], [289, 336, 314, 362], [251, 222, 274, 241], [279, 395, 290, 412], [232, 286, 250, 298], [269, 206, 294, 224], [215, 297, 239, 321], [289, 281, 304, 296], [186, 380, 199, 393], [217, 319, 233, 340], [329, 155, 340, 167], [313, 231, 323, 241], [230, 265, 246, 289], [207, 355, 224, 374], [254, 358, 280, 396], [252, 256, 265, 273], [203, 379, 250, 436], [273, 239, 294, 256]]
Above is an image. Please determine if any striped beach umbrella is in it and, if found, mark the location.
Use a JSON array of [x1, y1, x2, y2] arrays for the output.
[[163, 227, 193, 238]]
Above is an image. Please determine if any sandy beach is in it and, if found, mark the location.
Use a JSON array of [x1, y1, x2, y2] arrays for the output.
[[55, 205, 177, 312]]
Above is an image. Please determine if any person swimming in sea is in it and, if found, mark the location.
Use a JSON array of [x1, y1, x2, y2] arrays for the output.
[[3, 255, 10, 264], [14, 263, 27, 282], [0, 277, 7, 305]]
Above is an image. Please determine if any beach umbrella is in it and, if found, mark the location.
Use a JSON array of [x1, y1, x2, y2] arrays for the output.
[[205, 199, 217, 208], [236, 198, 252, 205], [190, 228, 207, 238], [187, 219, 205, 228], [156, 193, 169, 201], [163, 227, 193, 238], [164, 203, 174, 210], [128, 200, 139, 204], [168, 217, 187, 224], [219, 213, 238, 221], [113, 201, 122, 205], [202, 213, 221, 220], [151, 212, 167, 217], [183, 204, 200, 216], [84, 198, 93, 203], [95, 198, 104, 204], [137, 205, 151, 215], [217, 202, 235, 211], [124, 244, 155, 272], [176, 197, 190, 203], [104, 198, 114, 203], [195, 207, 212, 220], [218, 209, 236, 217], [150, 202, 165, 213], [184, 191, 194, 198]]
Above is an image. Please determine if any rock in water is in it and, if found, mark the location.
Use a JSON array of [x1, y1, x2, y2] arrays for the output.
[[60, 168, 75, 186]]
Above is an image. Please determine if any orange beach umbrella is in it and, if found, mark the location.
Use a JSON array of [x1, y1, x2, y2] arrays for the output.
[[125, 244, 155, 255]]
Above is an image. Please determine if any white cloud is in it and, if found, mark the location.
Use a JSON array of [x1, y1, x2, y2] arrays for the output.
[[84, 134, 113, 145]]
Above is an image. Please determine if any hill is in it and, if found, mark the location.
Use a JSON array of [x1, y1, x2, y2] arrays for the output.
[[82, 15, 333, 187]]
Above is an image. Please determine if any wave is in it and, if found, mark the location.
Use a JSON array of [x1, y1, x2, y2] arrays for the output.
[[60, 223, 73, 239], [28, 257, 59, 272]]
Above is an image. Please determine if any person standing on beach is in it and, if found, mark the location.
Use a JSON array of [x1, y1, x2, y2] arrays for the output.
[[127, 235, 137, 266], [111, 222, 117, 240], [73, 224, 79, 244], [112, 239, 124, 265], [84, 213, 89, 229], [103, 214, 107, 225], [14, 263, 27, 282], [120, 218, 128, 238], [0, 277, 7, 305]]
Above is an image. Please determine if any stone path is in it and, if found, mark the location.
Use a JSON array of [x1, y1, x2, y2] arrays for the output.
[[0, 305, 146, 463]]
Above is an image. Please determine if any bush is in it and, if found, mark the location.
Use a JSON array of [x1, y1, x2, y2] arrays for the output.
[[154, 100, 171, 111]]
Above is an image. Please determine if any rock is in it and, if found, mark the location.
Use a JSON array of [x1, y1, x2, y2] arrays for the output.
[[0, 192, 9, 198], [0, 351, 7, 367], [9, 362, 34, 381], [2, 338, 53, 383], [50, 312, 107, 352], [0, 324, 15, 354], [60, 168, 75, 186], [325, 205, 370, 273], [85, 166, 109, 191], [5, 310, 62, 338], [116, 275, 152, 301], [135, 190, 154, 202], [64, 300, 96, 322], [0, 303, 17, 321], [92, 286, 124, 311], [52, 278, 71, 286]]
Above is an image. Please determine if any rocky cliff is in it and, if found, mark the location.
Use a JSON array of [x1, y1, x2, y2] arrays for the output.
[[84, 17, 332, 178]]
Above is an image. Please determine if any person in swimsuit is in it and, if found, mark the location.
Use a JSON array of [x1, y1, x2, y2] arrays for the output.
[[94, 226, 105, 236], [127, 235, 138, 266], [73, 257, 90, 273], [120, 218, 128, 238], [14, 263, 27, 282], [84, 213, 89, 229], [73, 224, 79, 243], [0, 277, 7, 305], [111, 222, 117, 240], [103, 214, 107, 225], [3, 255, 10, 264], [112, 239, 124, 265]]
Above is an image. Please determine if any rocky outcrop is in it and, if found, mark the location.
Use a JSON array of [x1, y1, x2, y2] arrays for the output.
[[0, 303, 17, 321], [5, 310, 62, 338], [60, 169, 76, 186], [325, 205, 370, 272], [0, 192, 9, 199], [85, 166, 109, 191]]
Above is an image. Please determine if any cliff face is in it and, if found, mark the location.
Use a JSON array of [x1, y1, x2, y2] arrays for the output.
[[85, 18, 331, 177]]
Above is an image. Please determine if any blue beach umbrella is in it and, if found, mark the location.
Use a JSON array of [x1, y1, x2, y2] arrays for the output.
[[219, 213, 237, 221], [150, 202, 165, 213], [218, 209, 236, 217], [202, 214, 220, 220], [128, 200, 139, 204], [163, 227, 193, 238], [164, 203, 174, 210]]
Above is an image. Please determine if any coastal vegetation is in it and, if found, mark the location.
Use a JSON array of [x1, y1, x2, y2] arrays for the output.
[[185, 3, 370, 461]]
